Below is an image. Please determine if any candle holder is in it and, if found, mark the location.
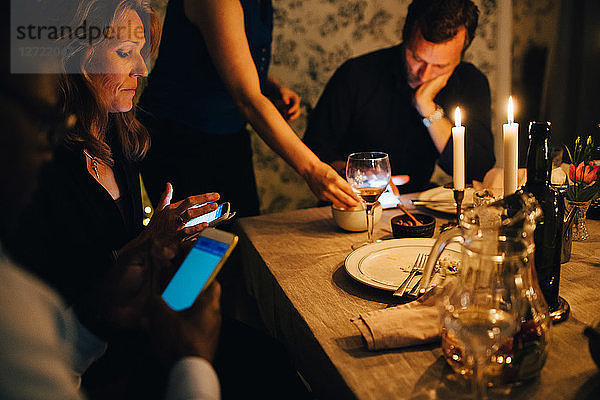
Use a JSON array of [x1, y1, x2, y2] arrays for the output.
[[440, 184, 467, 232]]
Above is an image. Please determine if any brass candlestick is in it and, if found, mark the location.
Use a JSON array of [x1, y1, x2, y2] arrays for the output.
[[440, 184, 466, 232], [453, 188, 465, 225]]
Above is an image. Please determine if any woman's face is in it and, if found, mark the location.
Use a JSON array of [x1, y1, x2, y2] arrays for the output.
[[90, 9, 148, 113]]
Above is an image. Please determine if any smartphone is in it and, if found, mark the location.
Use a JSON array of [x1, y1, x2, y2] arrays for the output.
[[184, 202, 232, 228], [162, 228, 238, 311]]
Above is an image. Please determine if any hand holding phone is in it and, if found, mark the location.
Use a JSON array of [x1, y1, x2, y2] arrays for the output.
[[162, 228, 237, 311]]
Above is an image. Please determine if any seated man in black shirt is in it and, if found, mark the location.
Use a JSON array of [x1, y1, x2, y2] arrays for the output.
[[303, 0, 495, 193]]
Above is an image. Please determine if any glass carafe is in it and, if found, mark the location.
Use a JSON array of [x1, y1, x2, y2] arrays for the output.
[[419, 193, 551, 387]]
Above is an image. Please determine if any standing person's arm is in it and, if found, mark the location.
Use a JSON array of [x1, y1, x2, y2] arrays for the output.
[[183, 0, 358, 208]]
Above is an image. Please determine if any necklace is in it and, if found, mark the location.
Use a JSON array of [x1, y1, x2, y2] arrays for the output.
[[83, 150, 100, 180]]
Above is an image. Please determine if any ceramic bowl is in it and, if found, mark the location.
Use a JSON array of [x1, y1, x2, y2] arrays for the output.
[[331, 202, 382, 232], [391, 213, 436, 238]]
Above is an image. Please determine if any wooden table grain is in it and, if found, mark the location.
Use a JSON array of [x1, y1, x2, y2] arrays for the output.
[[235, 199, 600, 399]]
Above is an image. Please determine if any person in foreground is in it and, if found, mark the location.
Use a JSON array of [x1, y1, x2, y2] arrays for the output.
[[138, 0, 359, 216], [303, 0, 495, 193], [0, 46, 222, 400]]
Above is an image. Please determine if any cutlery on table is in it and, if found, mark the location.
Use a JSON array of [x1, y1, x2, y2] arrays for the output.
[[406, 261, 439, 297], [393, 253, 428, 297]]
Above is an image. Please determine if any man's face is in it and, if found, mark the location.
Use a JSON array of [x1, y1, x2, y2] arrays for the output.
[[404, 26, 466, 89]]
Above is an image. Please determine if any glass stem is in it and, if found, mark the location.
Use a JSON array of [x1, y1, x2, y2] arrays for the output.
[[472, 357, 487, 400], [365, 203, 375, 243]]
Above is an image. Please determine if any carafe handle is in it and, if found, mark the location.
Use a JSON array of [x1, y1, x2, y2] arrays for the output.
[[416, 226, 464, 295]]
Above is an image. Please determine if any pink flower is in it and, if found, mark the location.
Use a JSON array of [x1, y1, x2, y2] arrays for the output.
[[569, 163, 576, 181], [583, 162, 598, 185], [569, 162, 585, 182]]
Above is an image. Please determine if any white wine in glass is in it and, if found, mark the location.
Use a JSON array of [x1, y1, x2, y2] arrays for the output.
[[346, 152, 391, 248]]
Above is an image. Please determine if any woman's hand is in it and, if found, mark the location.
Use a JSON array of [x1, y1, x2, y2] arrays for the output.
[[303, 162, 360, 209], [142, 182, 220, 245]]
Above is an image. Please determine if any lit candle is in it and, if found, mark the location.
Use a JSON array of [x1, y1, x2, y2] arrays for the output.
[[452, 106, 465, 190], [503, 96, 519, 196]]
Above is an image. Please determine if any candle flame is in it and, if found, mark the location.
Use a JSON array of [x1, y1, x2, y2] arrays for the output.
[[507, 96, 514, 124], [454, 106, 461, 127]]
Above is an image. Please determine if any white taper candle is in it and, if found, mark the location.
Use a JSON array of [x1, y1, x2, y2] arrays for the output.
[[452, 107, 465, 190], [503, 96, 519, 196]]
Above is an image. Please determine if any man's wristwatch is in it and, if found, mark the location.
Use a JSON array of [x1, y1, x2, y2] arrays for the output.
[[422, 104, 444, 128]]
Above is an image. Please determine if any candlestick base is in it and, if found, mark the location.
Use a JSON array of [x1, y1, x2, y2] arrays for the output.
[[453, 189, 465, 224], [550, 296, 570, 324], [440, 187, 466, 232]]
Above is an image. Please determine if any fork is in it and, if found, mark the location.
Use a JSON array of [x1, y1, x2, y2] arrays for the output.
[[407, 260, 439, 297], [393, 253, 427, 297]]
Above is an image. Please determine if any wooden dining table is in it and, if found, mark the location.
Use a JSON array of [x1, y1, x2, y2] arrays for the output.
[[233, 193, 600, 399]]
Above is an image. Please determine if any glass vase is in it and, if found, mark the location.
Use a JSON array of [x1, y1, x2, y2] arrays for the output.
[[565, 199, 591, 241]]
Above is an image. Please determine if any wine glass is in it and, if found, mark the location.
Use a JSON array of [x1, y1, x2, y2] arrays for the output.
[[346, 152, 391, 248]]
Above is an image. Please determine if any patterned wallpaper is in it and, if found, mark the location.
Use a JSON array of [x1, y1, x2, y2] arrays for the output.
[[147, 0, 558, 214]]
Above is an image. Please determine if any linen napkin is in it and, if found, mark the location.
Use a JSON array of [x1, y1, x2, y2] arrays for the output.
[[351, 281, 455, 351]]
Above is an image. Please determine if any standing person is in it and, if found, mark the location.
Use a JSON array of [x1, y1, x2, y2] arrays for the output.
[[138, 0, 359, 217], [303, 0, 496, 193]]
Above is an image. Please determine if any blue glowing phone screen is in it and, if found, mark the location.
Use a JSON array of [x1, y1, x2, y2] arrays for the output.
[[184, 203, 224, 228], [162, 237, 228, 311]]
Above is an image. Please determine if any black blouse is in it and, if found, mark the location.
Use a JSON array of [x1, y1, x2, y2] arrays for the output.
[[6, 137, 143, 305]]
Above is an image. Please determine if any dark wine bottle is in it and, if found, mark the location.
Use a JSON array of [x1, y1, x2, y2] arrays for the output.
[[522, 121, 564, 312]]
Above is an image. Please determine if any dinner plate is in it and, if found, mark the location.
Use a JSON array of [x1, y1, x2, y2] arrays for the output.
[[417, 186, 475, 214], [344, 238, 461, 291]]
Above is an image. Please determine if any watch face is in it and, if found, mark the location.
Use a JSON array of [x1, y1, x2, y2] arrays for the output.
[[423, 117, 431, 128]]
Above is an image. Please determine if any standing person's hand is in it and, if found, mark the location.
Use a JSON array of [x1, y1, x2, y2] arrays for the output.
[[412, 71, 452, 118], [277, 85, 301, 121], [264, 76, 301, 121], [303, 161, 360, 209]]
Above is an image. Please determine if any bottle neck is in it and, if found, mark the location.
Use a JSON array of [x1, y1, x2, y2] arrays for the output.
[[526, 132, 551, 186]]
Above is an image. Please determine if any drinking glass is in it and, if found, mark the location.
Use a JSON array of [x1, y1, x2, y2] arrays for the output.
[[444, 302, 518, 399], [346, 152, 391, 248]]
